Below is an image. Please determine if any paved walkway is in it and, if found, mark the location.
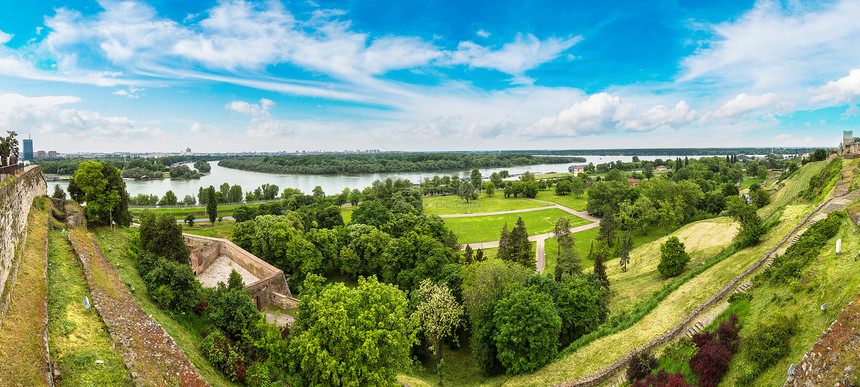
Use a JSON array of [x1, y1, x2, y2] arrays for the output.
[[457, 201, 601, 273]]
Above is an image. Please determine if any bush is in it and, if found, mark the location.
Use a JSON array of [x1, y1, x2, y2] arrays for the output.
[[208, 288, 261, 340], [631, 369, 689, 387], [627, 350, 659, 382], [689, 313, 741, 387], [763, 212, 842, 283], [658, 237, 690, 277], [139, 212, 190, 264], [143, 258, 200, 312], [200, 330, 247, 382], [743, 314, 797, 376], [151, 285, 175, 310]]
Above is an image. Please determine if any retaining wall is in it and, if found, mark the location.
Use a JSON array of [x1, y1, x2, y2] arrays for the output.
[[0, 165, 46, 304]]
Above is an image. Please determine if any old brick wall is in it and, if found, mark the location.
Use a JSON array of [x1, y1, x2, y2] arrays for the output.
[[0, 166, 46, 300]]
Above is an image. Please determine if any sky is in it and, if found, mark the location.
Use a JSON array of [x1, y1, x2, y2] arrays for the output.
[[0, 0, 858, 153]]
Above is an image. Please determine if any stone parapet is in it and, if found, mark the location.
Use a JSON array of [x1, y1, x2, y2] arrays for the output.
[[0, 165, 46, 303]]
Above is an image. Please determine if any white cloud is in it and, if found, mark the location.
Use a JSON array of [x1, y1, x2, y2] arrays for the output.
[[0, 92, 148, 138], [447, 34, 581, 76], [810, 69, 860, 104], [0, 30, 12, 45], [681, 0, 860, 92], [226, 98, 293, 137], [112, 88, 143, 98], [708, 92, 782, 119], [476, 30, 490, 38]]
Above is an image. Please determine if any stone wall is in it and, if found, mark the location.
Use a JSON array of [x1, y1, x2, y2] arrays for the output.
[[0, 165, 46, 300], [183, 233, 295, 310]]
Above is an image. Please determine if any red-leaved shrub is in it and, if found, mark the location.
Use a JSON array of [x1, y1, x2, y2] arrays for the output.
[[689, 313, 742, 387], [631, 369, 689, 387], [627, 350, 659, 382]]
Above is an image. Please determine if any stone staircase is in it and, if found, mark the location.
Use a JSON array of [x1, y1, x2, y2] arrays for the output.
[[733, 281, 752, 294]]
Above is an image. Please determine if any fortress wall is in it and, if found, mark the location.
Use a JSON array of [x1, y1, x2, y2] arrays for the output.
[[0, 166, 46, 300]]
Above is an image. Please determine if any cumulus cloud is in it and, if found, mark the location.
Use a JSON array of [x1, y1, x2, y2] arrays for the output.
[[707, 92, 783, 120], [0, 30, 12, 44], [0, 92, 148, 138], [476, 29, 490, 38], [810, 69, 860, 104], [226, 98, 293, 137], [112, 88, 143, 98]]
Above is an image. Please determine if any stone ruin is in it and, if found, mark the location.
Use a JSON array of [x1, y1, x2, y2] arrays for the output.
[[183, 233, 299, 311]]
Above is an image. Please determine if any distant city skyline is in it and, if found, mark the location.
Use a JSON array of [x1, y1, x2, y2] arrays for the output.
[[0, 0, 858, 152]]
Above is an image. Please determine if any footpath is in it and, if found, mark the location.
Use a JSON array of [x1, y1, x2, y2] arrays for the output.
[[64, 202, 208, 386]]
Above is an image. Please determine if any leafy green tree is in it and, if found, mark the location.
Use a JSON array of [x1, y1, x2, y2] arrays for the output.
[[492, 289, 561, 374], [206, 186, 217, 223], [605, 168, 626, 184], [470, 168, 482, 191], [142, 257, 200, 312], [182, 194, 195, 206], [0, 130, 19, 165], [587, 181, 629, 216], [184, 213, 195, 227], [411, 279, 463, 361], [352, 200, 392, 227], [555, 243, 581, 281], [228, 184, 243, 203], [521, 181, 539, 198], [556, 273, 608, 347], [496, 223, 511, 261], [312, 185, 326, 201], [618, 231, 632, 272], [194, 159, 211, 173], [52, 184, 66, 200], [553, 217, 572, 254], [485, 182, 495, 197], [71, 160, 131, 225], [288, 275, 413, 386], [227, 269, 244, 290], [159, 190, 178, 205], [726, 196, 765, 247], [140, 212, 190, 264], [208, 287, 259, 339], [458, 181, 476, 202], [233, 215, 324, 284], [556, 179, 571, 195], [490, 172, 503, 187], [657, 236, 689, 277]]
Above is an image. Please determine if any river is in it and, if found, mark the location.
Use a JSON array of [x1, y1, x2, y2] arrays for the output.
[[45, 155, 725, 199]]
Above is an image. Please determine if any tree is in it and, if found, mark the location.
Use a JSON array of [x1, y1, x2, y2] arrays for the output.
[[658, 236, 689, 277], [507, 217, 534, 269], [462, 245, 474, 265], [470, 168, 482, 191], [206, 186, 217, 223], [208, 287, 259, 339], [140, 212, 190, 264], [228, 184, 243, 203], [492, 289, 562, 374], [228, 269, 244, 290], [555, 240, 581, 281], [411, 279, 463, 361], [485, 182, 495, 197], [571, 177, 586, 197], [352, 200, 392, 227], [555, 179, 571, 195], [52, 184, 66, 200], [0, 131, 18, 166], [587, 181, 628, 216], [288, 275, 413, 386], [521, 181, 539, 198], [490, 172, 503, 187], [194, 159, 211, 173], [726, 196, 764, 247], [159, 190, 178, 205], [458, 181, 476, 202], [71, 160, 131, 225], [593, 243, 610, 291], [184, 214, 195, 227], [605, 168, 626, 184], [182, 194, 196, 206], [312, 185, 326, 201], [556, 273, 608, 346], [618, 231, 632, 272]]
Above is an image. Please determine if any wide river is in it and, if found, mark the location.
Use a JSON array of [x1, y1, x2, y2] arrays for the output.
[[46, 155, 723, 200]]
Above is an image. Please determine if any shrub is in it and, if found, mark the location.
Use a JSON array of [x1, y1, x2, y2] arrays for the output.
[[658, 237, 690, 277], [627, 350, 659, 382], [208, 288, 261, 339], [151, 285, 175, 310], [194, 300, 208, 315], [743, 314, 797, 375], [143, 258, 200, 312], [139, 212, 190, 264], [689, 313, 742, 387], [492, 289, 561, 374], [200, 330, 248, 382], [632, 369, 689, 387]]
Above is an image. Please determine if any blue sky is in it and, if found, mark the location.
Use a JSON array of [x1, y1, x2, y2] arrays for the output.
[[0, 0, 857, 153]]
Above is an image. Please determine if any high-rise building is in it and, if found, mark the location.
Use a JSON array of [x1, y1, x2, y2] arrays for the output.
[[48, 151, 58, 158], [36, 150, 46, 158], [23, 138, 33, 161]]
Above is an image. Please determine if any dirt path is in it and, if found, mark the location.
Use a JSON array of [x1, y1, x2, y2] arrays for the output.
[[65, 203, 208, 386]]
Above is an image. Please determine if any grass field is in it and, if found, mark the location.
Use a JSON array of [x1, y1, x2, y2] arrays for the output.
[[444, 208, 591, 244], [739, 177, 765, 189], [422, 194, 550, 216], [760, 160, 826, 218], [182, 220, 236, 239], [722, 212, 860, 385], [0, 198, 52, 385], [494, 203, 810, 387], [534, 191, 588, 211], [46, 229, 129, 386], [90, 226, 240, 387]]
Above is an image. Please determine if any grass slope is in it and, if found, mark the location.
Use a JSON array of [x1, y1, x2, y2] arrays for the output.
[[182, 220, 236, 239], [444, 208, 591, 244], [47, 229, 129, 386], [534, 191, 588, 211], [0, 198, 51, 385]]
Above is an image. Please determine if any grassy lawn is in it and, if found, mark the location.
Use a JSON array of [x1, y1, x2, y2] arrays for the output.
[[722, 213, 860, 385], [760, 160, 825, 218], [423, 194, 550, 216], [90, 226, 240, 387], [444, 208, 591, 244], [341, 205, 354, 224], [534, 191, 588, 211], [46, 229, 130, 386], [0, 198, 51, 385], [739, 177, 765, 189], [182, 220, 236, 239]]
